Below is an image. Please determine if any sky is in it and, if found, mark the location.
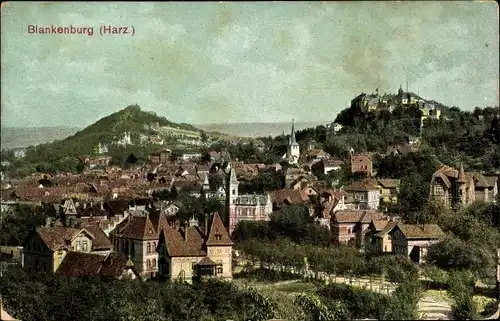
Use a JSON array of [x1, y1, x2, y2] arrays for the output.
[[1, 1, 499, 128]]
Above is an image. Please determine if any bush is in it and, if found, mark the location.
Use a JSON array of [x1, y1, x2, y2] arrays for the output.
[[447, 270, 478, 320]]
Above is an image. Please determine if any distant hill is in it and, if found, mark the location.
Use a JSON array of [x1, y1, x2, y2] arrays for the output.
[[18, 105, 204, 160], [196, 121, 326, 138], [1, 126, 80, 150]]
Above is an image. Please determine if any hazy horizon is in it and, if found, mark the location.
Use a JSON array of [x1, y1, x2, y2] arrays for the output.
[[2, 2, 498, 128]]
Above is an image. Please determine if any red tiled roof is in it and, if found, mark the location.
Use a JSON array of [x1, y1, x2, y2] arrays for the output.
[[206, 213, 233, 246], [269, 189, 305, 205], [35, 227, 81, 251], [110, 214, 158, 240], [56, 251, 133, 279], [332, 209, 385, 223], [161, 225, 207, 257], [56, 251, 104, 277]]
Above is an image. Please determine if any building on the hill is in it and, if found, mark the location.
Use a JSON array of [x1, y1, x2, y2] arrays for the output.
[[156, 212, 233, 283], [343, 180, 380, 210], [284, 119, 300, 165], [116, 132, 132, 146], [226, 167, 273, 234], [429, 164, 498, 209], [350, 153, 373, 176]]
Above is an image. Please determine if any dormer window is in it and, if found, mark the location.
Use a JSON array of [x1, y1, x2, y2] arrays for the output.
[[215, 234, 222, 241], [149, 228, 153, 235]]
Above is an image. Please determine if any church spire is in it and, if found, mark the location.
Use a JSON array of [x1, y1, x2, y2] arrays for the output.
[[291, 119, 297, 144]]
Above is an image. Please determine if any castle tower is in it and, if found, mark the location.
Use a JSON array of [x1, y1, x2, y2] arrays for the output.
[[286, 119, 300, 165], [397, 85, 404, 105], [457, 163, 467, 205]]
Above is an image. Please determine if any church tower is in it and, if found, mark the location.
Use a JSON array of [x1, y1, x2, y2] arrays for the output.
[[286, 119, 300, 165]]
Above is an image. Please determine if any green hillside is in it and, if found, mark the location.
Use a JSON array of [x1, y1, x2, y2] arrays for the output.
[[0, 105, 204, 176]]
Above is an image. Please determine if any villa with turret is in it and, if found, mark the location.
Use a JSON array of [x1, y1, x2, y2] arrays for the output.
[[225, 165, 273, 235], [429, 164, 498, 209]]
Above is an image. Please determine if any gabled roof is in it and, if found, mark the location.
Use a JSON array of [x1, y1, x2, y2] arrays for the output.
[[79, 223, 113, 250], [34, 227, 81, 251], [377, 179, 401, 189], [206, 213, 233, 246], [391, 223, 445, 239], [374, 221, 397, 237]]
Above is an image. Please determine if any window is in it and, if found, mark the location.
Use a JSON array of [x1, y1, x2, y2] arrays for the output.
[[152, 260, 156, 268], [216, 263, 223, 274], [76, 241, 81, 251], [82, 241, 88, 252], [147, 243, 151, 253], [215, 234, 222, 241], [146, 259, 151, 269], [192, 263, 197, 271], [152, 242, 156, 252], [347, 228, 352, 234]]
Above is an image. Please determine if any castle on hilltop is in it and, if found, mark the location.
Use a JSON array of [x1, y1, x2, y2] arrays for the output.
[[351, 85, 440, 115]]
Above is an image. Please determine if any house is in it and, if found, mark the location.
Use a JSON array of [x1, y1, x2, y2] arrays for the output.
[[429, 164, 498, 209], [350, 154, 373, 176], [330, 209, 387, 246], [13, 149, 26, 158], [150, 149, 172, 164], [376, 179, 401, 204], [108, 210, 169, 278], [22, 226, 114, 273], [305, 149, 330, 163], [364, 220, 397, 253], [163, 202, 181, 216], [226, 168, 273, 234], [326, 122, 343, 135], [56, 251, 141, 280], [181, 152, 202, 161], [323, 159, 344, 175], [156, 212, 233, 283], [343, 180, 380, 210], [315, 189, 348, 229], [285, 168, 311, 188], [149, 136, 164, 145], [388, 223, 445, 263], [87, 156, 112, 170]]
